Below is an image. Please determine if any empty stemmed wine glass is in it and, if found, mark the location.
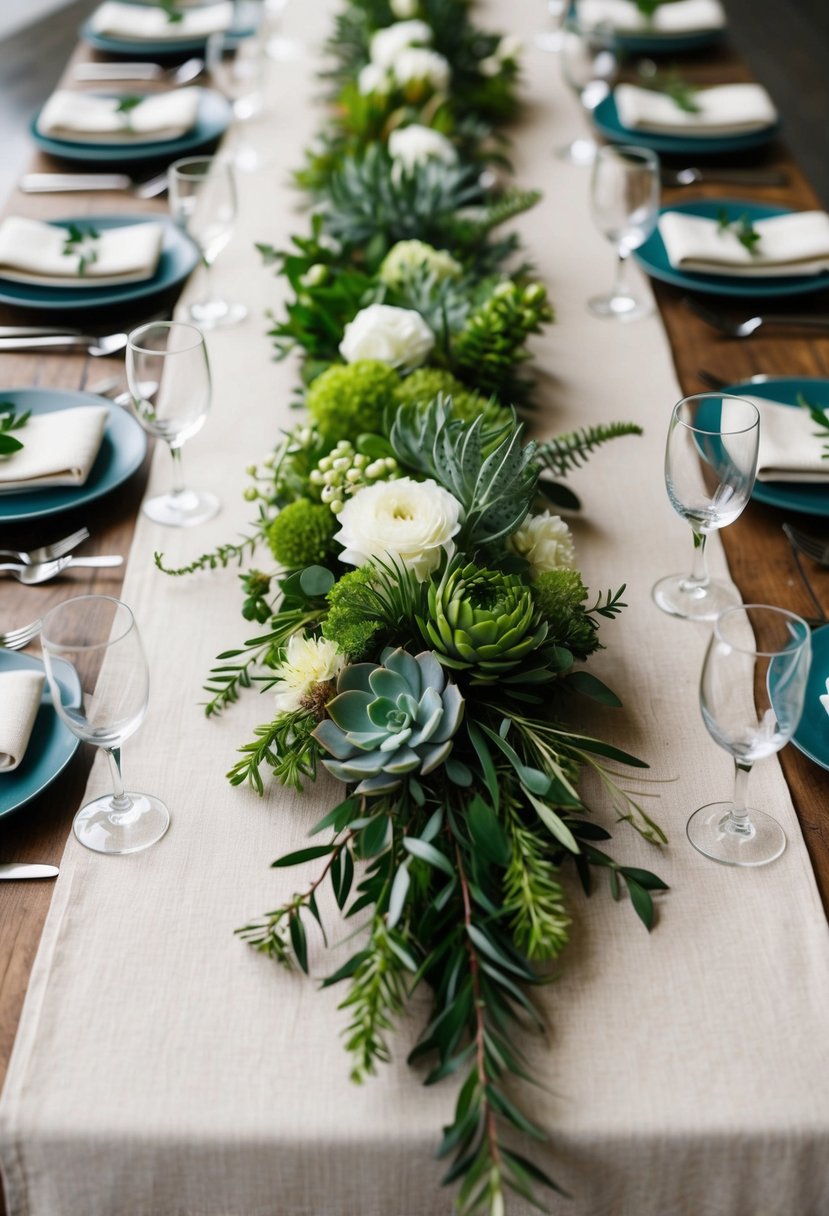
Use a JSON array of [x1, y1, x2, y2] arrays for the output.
[[126, 321, 220, 528], [535, 0, 568, 52], [262, 0, 303, 61], [41, 596, 170, 855], [589, 144, 660, 320], [169, 155, 247, 328], [653, 394, 760, 621], [206, 28, 267, 171], [689, 604, 811, 867], [558, 17, 617, 165]]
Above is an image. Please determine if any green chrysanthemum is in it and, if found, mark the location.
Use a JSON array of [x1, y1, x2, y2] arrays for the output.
[[267, 499, 336, 569], [306, 360, 400, 441], [532, 568, 600, 659], [420, 562, 548, 681], [322, 567, 385, 659], [394, 368, 511, 431]]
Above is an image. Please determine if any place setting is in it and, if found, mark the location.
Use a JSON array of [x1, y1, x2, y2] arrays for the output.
[[576, 0, 727, 55], [81, 0, 258, 58]]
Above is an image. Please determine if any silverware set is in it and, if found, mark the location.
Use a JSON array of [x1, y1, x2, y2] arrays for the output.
[[20, 172, 168, 198], [0, 329, 133, 356], [72, 57, 204, 84], [0, 529, 123, 592], [685, 297, 829, 338], [661, 166, 788, 188]]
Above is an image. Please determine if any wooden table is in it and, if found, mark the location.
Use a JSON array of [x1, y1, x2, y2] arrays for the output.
[[0, 28, 828, 1174]]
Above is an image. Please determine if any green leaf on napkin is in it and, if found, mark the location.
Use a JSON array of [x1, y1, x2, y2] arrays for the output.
[[0, 404, 29, 456], [797, 391, 829, 460], [717, 209, 762, 256], [158, 0, 184, 23], [639, 69, 702, 114], [61, 223, 100, 277], [115, 95, 144, 128], [635, 0, 669, 17]]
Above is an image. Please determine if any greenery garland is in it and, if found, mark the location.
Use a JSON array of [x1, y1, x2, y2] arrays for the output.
[[158, 2, 668, 1210]]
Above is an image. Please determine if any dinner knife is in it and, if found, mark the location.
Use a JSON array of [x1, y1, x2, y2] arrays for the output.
[[21, 174, 134, 194], [0, 863, 59, 880]]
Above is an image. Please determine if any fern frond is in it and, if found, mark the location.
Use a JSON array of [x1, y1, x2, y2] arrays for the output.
[[536, 422, 644, 478]]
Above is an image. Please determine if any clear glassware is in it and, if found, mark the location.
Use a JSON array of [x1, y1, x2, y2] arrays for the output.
[[206, 27, 268, 171], [688, 604, 811, 867], [652, 394, 760, 621], [262, 0, 303, 61], [535, 0, 567, 52], [168, 156, 247, 328], [558, 17, 617, 165], [588, 144, 660, 320], [41, 596, 170, 856], [126, 321, 220, 528]]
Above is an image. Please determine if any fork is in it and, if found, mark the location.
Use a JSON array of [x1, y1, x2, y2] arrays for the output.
[[783, 523, 829, 568], [0, 332, 130, 357], [661, 167, 789, 188], [684, 296, 829, 338], [0, 526, 90, 566], [73, 57, 204, 84], [0, 556, 123, 584], [0, 618, 42, 650], [20, 173, 168, 199]]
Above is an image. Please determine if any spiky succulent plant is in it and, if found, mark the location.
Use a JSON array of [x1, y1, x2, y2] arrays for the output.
[[420, 561, 547, 680], [313, 646, 464, 794]]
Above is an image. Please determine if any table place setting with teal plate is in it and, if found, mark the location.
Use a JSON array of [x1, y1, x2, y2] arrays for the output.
[[592, 90, 780, 158], [81, 0, 258, 58], [577, 0, 726, 54]]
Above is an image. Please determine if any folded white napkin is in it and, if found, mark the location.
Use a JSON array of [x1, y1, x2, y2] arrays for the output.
[[91, 1, 234, 39], [0, 217, 163, 288], [579, 0, 725, 35], [0, 406, 108, 492], [37, 88, 200, 143], [0, 671, 44, 772], [615, 83, 777, 135], [658, 210, 829, 277], [737, 396, 829, 484]]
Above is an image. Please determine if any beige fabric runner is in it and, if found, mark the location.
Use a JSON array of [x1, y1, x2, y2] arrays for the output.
[[2, 4, 829, 1214]]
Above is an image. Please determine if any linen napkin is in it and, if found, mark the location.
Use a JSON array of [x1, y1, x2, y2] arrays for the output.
[[0, 406, 108, 492], [37, 88, 200, 143], [614, 83, 777, 135], [90, 1, 234, 39], [0, 217, 163, 288], [739, 396, 829, 484], [579, 0, 725, 35], [658, 210, 829, 277], [0, 671, 44, 773]]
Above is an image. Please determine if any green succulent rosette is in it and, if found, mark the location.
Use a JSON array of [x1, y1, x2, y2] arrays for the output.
[[313, 646, 464, 795], [420, 561, 547, 680]]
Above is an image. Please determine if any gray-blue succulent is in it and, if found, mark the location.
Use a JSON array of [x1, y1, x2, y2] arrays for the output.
[[312, 646, 464, 795]]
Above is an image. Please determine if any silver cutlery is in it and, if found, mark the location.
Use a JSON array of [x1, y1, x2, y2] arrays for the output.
[[0, 618, 42, 650], [684, 296, 829, 339], [20, 172, 168, 199], [662, 167, 789, 188], [0, 555, 124, 585], [0, 333, 130, 357], [0, 863, 59, 881], [73, 57, 204, 84], [697, 369, 771, 391], [0, 526, 90, 566], [783, 523, 829, 569]]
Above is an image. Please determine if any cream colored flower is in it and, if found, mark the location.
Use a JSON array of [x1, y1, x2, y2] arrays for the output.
[[369, 19, 432, 69], [496, 34, 522, 62], [392, 47, 451, 92], [508, 511, 577, 578], [357, 62, 392, 95], [334, 477, 463, 581], [379, 239, 461, 287], [273, 634, 345, 713], [387, 123, 457, 171], [390, 0, 418, 16], [339, 303, 434, 371]]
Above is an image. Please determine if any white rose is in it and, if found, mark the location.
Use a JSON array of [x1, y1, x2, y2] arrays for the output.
[[339, 303, 434, 371], [387, 123, 457, 171], [390, 0, 418, 16], [369, 19, 432, 69], [496, 34, 522, 62], [379, 239, 462, 287], [273, 634, 345, 713], [478, 55, 500, 78], [358, 62, 393, 95], [334, 477, 463, 581], [392, 47, 451, 91], [508, 512, 577, 578]]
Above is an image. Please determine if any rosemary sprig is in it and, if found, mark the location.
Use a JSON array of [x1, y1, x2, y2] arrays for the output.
[[0, 405, 30, 456], [717, 209, 762, 256], [61, 223, 100, 276]]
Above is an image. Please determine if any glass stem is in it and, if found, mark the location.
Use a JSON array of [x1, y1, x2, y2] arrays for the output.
[[105, 747, 136, 822], [681, 527, 710, 592], [612, 249, 632, 302], [726, 758, 754, 836], [169, 443, 186, 501], [200, 251, 214, 308]]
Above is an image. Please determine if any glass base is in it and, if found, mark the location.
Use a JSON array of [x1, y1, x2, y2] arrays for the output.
[[588, 291, 652, 321], [183, 299, 248, 329], [142, 488, 221, 528], [687, 801, 786, 867], [651, 573, 739, 621], [556, 137, 597, 166], [229, 144, 272, 173], [74, 792, 170, 855], [266, 35, 303, 60], [534, 30, 563, 51]]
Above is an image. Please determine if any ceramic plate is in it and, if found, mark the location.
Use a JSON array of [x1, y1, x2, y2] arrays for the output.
[[790, 624, 829, 772], [81, 17, 256, 57], [0, 388, 147, 523], [634, 200, 829, 299], [612, 28, 725, 55], [592, 93, 779, 157], [0, 650, 82, 819], [0, 214, 198, 312], [30, 88, 231, 165]]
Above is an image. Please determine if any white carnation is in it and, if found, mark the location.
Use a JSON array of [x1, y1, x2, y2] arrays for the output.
[[393, 47, 451, 91], [390, 0, 418, 16], [508, 512, 577, 578], [379, 239, 462, 287], [358, 62, 392, 95], [273, 634, 345, 713], [387, 123, 457, 171], [339, 303, 434, 371], [369, 19, 432, 69], [334, 477, 463, 581]]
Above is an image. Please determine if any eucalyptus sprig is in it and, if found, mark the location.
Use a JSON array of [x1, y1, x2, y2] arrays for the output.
[[717, 209, 762, 255], [797, 391, 829, 459], [61, 223, 100, 276], [639, 69, 702, 114], [115, 95, 144, 127], [158, 0, 184, 24], [0, 405, 30, 456]]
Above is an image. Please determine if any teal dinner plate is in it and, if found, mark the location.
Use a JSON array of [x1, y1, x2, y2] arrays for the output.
[[612, 27, 724, 55], [592, 93, 779, 157], [0, 388, 147, 523], [634, 200, 829, 299], [0, 650, 82, 819], [30, 88, 231, 166], [790, 624, 829, 772], [81, 17, 256, 57], [696, 378, 829, 517], [0, 214, 198, 312]]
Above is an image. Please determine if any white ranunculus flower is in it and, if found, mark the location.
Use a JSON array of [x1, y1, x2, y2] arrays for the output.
[[273, 634, 345, 713], [496, 34, 522, 62], [369, 19, 432, 69], [334, 477, 463, 580], [379, 239, 462, 287], [387, 123, 457, 171], [392, 47, 451, 91], [339, 303, 434, 371], [390, 0, 418, 16], [508, 511, 577, 578], [478, 55, 500, 77], [358, 62, 392, 95]]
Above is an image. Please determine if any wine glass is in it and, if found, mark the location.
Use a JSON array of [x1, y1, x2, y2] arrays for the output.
[[558, 17, 617, 165], [588, 144, 660, 320], [168, 156, 247, 328], [688, 604, 811, 867], [652, 394, 760, 621], [41, 596, 170, 856], [262, 0, 303, 61], [126, 321, 220, 528], [206, 28, 267, 171], [535, 0, 568, 52]]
